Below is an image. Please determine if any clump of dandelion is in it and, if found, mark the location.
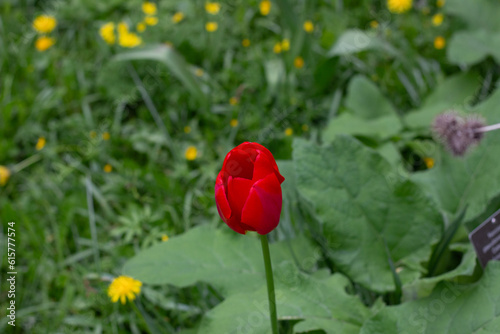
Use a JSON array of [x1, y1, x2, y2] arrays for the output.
[[230, 119, 238, 127], [229, 97, 238, 106], [33, 15, 57, 33], [273, 42, 282, 54], [108, 276, 142, 304], [370, 20, 379, 29], [423, 157, 435, 169], [432, 111, 486, 156], [36, 137, 46, 150], [117, 23, 142, 48], [172, 12, 184, 23], [260, 0, 271, 15], [285, 128, 293, 136], [144, 16, 158, 26], [437, 0, 445, 8], [137, 22, 146, 32], [102, 132, 110, 140], [387, 0, 413, 14], [242, 38, 250, 47], [0, 166, 11, 186], [185, 146, 198, 160], [432, 13, 444, 26], [205, 2, 221, 15], [434, 36, 446, 49], [142, 2, 157, 15], [281, 39, 290, 51], [184, 126, 192, 134], [35, 36, 55, 52], [104, 164, 113, 173], [161, 234, 169, 242], [99, 22, 116, 44], [303, 20, 314, 33], [294, 56, 304, 69]]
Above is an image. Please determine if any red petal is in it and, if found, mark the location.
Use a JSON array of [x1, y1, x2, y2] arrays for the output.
[[240, 173, 282, 235], [221, 149, 254, 180], [227, 176, 254, 216], [238, 142, 284, 184], [215, 183, 247, 235]]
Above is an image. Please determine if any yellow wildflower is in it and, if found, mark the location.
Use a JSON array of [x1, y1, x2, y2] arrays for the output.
[[145, 16, 158, 26], [161, 234, 169, 242], [119, 32, 142, 48], [137, 22, 146, 32], [205, 2, 221, 15], [242, 38, 250, 47], [303, 20, 314, 33], [432, 13, 444, 26], [184, 126, 192, 134], [99, 22, 116, 44], [118, 22, 129, 34], [33, 15, 57, 34], [260, 0, 271, 16], [434, 36, 446, 49], [104, 164, 113, 173], [387, 0, 413, 14], [194, 68, 204, 77], [229, 97, 238, 106], [423, 157, 434, 169], [230, 119, 239, 127], [172, 12, 184, 23], [205, 22, 218, 32], [185, 146, 198, 160], [35, 36, 55, 52], [437, 0, 445, 8], [273, 42, 282, 54], [294, 56, 304, 69], [102, 132, 110, 140], [0, 166, 10, 186], [281, 39, 290, 51], [142, 2, 157, 15], [36, 137, 46, 151], [108, 276, 142, 304], [370, 20, 379, 28], [285, 128, 293, 136]]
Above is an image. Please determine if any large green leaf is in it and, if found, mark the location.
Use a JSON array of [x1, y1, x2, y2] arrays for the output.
[[405, 73, 480, 129], [293, 136, 442, 292], [123, 225, 318, 296], [411, 89, 500, 224], [361, 261, 500, 334], [113, 44, 207, 105], [344, 75, 397, 120], [199, 270, 370, 334], [327, 29, 398, 57], [448, 30, 500, 65], [445, 0, 500, 32]]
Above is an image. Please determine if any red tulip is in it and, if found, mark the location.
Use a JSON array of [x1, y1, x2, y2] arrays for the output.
[[215, 142, 285, 235]]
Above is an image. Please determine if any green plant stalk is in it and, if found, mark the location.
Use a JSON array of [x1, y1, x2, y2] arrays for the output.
[[260, 234, 279, 334]]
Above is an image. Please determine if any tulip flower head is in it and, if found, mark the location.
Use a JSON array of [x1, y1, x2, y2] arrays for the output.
[[215, 142, 284, 235]]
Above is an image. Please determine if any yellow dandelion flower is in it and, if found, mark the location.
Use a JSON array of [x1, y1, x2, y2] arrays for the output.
[[104, 164, 113, 173], [194, 68, 204, 77], [118, 22, 129, 34], [434, 36, 446, 49], [184, 126, 192, 133], [423, 157, 434, 169], [137, 22, 146, 32], [0, 166, 11, 186], [370, 20, 379, 28], [142, 2, 157, 15], [273, 42, 282, 54], [432, 13, 444, 26], [161, 234, 169, 241], [230, 119, 239, 127], [294, 56, 304, 69], [242, 38, 250, 47], [205, 22, 218, 32], [172, 12, 184, 23], [185, 146, 198, 161], [285, 128, 293, 136], [303, 20, 314, 33], [108, 276, 142, 305], [35, 36, 55, 52], [229, 97, 238, 105], [205, 2, 221, 15], [102, 132, 110, 140], [387, 0, 413, 14], [99, 22, 116, 45], [119, 32, 142, 48], [33, 15, 57, 34], [36, 137, 46, 150], [90, 131, 97, 139], [145, 16, 158, 26], [259, 0, 271, 16], [437, 0, 445, 8], [302, 124, 309, 132], [281, 39, 290, 51]]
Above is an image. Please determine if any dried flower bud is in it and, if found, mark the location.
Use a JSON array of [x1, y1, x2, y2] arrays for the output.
[[432, 111, 486, 156]]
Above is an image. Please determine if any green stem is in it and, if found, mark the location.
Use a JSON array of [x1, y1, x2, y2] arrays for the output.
[[260, 234, 279, 334]]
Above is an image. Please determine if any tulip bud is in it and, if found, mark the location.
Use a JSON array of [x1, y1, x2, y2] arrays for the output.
[[215, 142, 285, 235]]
